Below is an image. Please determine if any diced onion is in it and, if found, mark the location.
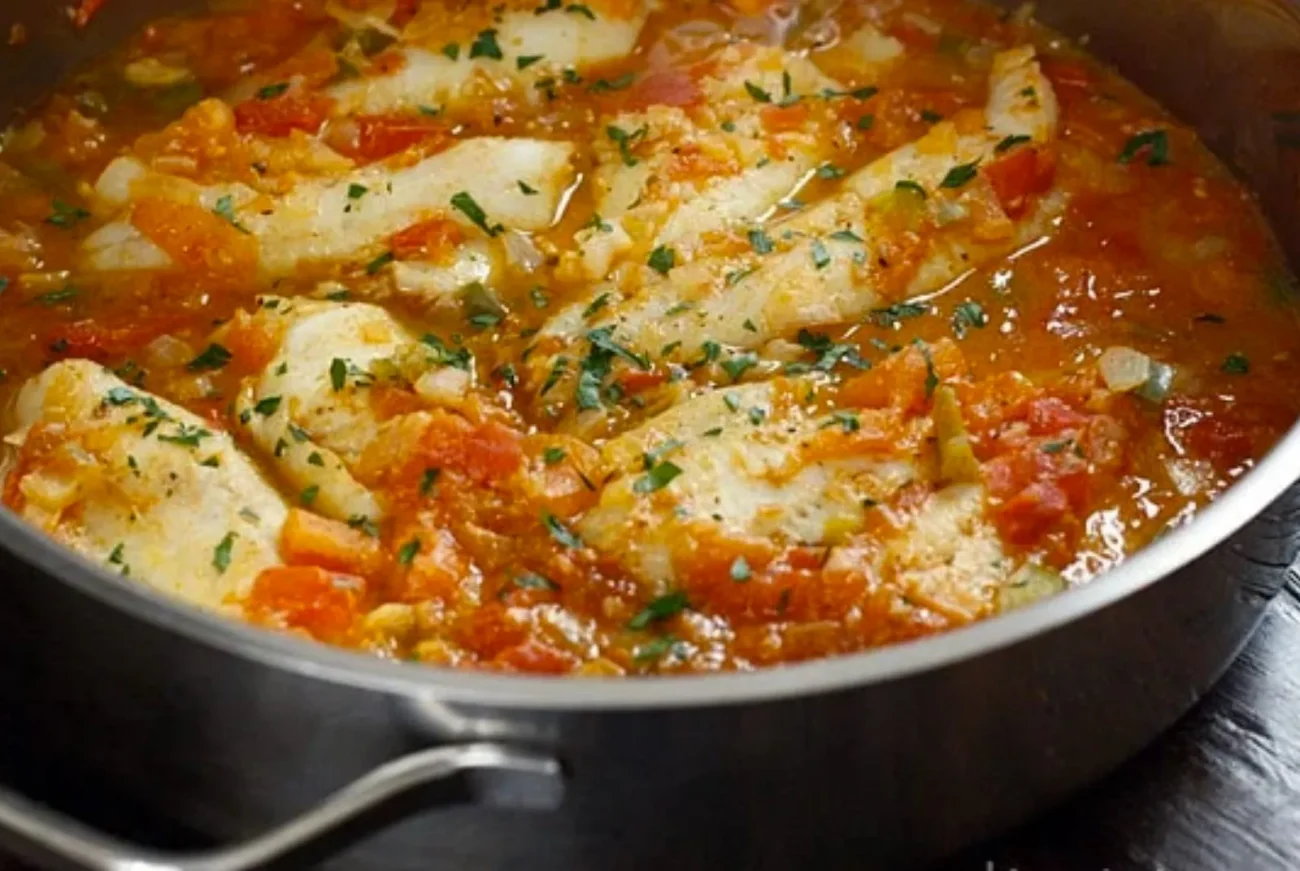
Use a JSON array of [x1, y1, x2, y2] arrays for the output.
[[503, 230, 544, 273], [123, 58, 194, 88], [144, 334, 195, 368], [997, 562, 1066, 612], [1098, 345, 1152, 392]]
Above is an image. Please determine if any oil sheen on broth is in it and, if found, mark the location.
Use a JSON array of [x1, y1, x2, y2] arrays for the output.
[[0, 0, 1295, 675]]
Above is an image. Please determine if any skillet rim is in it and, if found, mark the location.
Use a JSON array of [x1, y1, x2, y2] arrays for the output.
[[2, 410, 1297, 711]]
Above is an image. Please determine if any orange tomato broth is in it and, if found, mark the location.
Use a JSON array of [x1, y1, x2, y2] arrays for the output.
[[0, 0, 1296, 675]]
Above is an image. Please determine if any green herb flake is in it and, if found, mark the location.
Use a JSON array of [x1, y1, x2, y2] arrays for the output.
[[419, 467, 441, 495], [513, 571, 560, 591], [895, 179, 928, 199], [450, 191, 503, 237], [46, 199, 90, 228], [870, 301, 928, 328], [256, 82, 289, 100], [589, 72, 635, 93], [627, 590, 688, 629], [748, 227, 775, 255], [35, 287, 78, 306], [543, 512, 583, 548], [300, 484, 320, 506], [940, 161, 980, 189], [647, 245, 676, 275], [566, 3, 596, 19], [856, 113, 875, 131], [518, 180, 539, 196], [441, 43, 460, 60], [397, 538, 421, 566], [744, 80, 772, 103], [212, 532, 236, 574], [468, 29, 503, 61], [347, 183, 368, 200], [634, 460, 683, 494], [187, 343, 232, 371], [365, 250, 394, 275], [810, 239, 831, 270], [1222, 352, 1250, 374], [517, 54, 545, 70], [253, 395, 282, 416], [995, 133, 1032, 154], [951, 301, 988, 338], [1118, 129, 1170, 167]]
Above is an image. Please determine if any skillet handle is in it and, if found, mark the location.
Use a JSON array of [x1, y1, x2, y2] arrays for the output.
[[0, 742, 563, 871]]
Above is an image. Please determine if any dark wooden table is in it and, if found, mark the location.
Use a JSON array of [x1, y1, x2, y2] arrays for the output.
[[4, 588, 1300, 871], [944, 577, 1300, 871]]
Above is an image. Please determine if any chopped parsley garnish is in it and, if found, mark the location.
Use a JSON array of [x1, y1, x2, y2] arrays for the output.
[[786, 329, 868, 373], [817, 163, 846, 180], [748, 227, 775, 254], [633, 634, 678, 663], [857, 114, 875, 131], [46, 199, 90, 228], [721, 353, 757, 382], [724, 392, 742, 412], [1118, 129, 1171, 167], [825, 409, 861, 432], [810, 239, 831, 270], [307, 452, 324, 466], [589, 72, 635, 92], [917, 341, 939, 398], [1222, 352, 1251, 374], [211, 195, 250, 233], [347, 183, 368, 199], [627, 590, 688, 629], [441, 43, 460, 60], [419, 467, 441, 495], [518, 180, 539, 195], [542, 512, 583, 548], [583, 293, 611, 318], [830, 229, 864, 243], [468, 29, 503, 61], [300, 485, 320, 506], [108, 543, 126, 565], [822, 85, 878, 100], [895, 179, 928, 198], [730, 556, 751, 582], [329, 358, 347, 391], [365, 250, 394, 275], [513, 572, 560, 591], [748, 406, 766, 425], [920, 108, 943, 123], [996, 134, 1032, 154], [347, 515, 379, 537], [256, 82, 289, 100], [529, 286, 550, 308], [647, 245, 676, 275], [726, 266, 757, 286], [542, 446, 567, 465], [517, 54, 545, 70], [870, 301, 928, 327], [35, 287, 78, 306], [212, 532, 235, 573], [951, 301, 988, 338], [606, 123, 647, 167], [157, 423, 211, 448], [397, 538, 421, 566], [566, 3, 596, 19], [450, 190, 503, 237], [253, 395, 282, 416], [633, 460, 683, 494], [940, 160, 980, 189], [187, 343, 231, 371], [744, 80, 772, 103]]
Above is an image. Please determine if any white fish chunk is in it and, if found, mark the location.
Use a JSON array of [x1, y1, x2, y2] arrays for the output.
[[3, 360, 287, 611]]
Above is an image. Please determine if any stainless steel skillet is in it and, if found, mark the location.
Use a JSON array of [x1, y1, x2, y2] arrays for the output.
[[0, 0, 1299, 867]]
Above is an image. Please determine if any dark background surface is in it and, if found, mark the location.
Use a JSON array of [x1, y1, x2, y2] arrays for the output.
[[4, 587, 1300, 870]]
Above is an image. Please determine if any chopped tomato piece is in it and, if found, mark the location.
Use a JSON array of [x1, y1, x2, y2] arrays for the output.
[[1026, 397, 1089, 436], [388, 217, 465, 261], [247, 566, 364, 642], [622, 67, 702, 110], [46, 318, 181, 362], [493, 639, 579, 674], [280, 509, 384, 577], [130, 196, 258, 282], [233, 91, 333, 137], [983, 146, 1056, 218], [342, 114, 450, 163], [761, 102, 811, 133], [615, 368, 667, 395], [419, 412, 525, 486]]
